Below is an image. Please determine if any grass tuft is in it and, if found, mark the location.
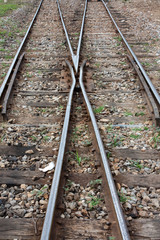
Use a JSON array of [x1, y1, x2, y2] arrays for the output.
[[94, 106, 104, 114], [0, 0, 20, 17]]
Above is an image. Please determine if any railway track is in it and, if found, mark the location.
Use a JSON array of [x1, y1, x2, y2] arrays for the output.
[[0, 0, 160, 239]]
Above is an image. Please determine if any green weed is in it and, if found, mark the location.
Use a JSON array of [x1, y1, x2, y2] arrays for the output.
[[135, 112, 145, 117], [142, 62, 152, 67], [2, 62, 9, 67], [59, 105, 63, 111], [95, 63, 100, 68], [64, 180, 73, 191], [71, 127, 79, 142], [0, 39, 5, 46], [1, 134, 5, 143], [1, 73, 6, 78], [26, 72, 32, 78], [83, 139, 92, 146], [31, 136, 37, 142], [118, 191, 127, 203], [4, 55, 12, 60], [38, 108, 47, 113], [151, 129, 160, 148], [71, 126, 84, 142], [16, 39, 21, 44], [0, 1, 20, 17], [0, 30, 7, 37], [114, 36, 122, 42], [76, 106, 82, 111], [106, 125, 113, 133], [90, 179, 102, 187], [109, 237, 115, 240], [124, 111, 133, 116], [132, 128, 143, 131], [61, 42, 65, 46], [120, 61, 126, 65], [107, 151, 111, 158], [130, 134, 141, 139], [88, 195, 102, 209], [129, 160, 143, 169], [31, 185, 48, 198], [43, 135, 50, 141], [75, 151, 82, 166], [94, 106, 104, 114], [111, 136, 122, 147]]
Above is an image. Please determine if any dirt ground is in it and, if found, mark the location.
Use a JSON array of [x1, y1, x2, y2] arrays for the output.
[[109, 0, 160, 54]]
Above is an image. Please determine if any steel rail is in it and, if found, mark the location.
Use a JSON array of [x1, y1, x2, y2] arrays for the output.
[[40, 61, 76, 240], [127, 55, 160, 126], [2, 53, 25, 116], [101, 0, 160, 105], [79, 60, 131, 240], [56, 0, 88, 73], [0, 0, 44, 98]]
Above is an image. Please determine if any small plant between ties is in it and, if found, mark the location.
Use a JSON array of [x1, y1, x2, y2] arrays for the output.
[[108, 237, 115, 240], [110, 135, 122, 147], [130, 134, 141, 139], [88, 195, 102, 209], [93, 105, 104, 114], [135, 112, 145, 117], [95, 63, 100, 68], [71, 127, 79, 142], [83, 139, 92, 147], [114, 36, 122, 42], [31, 185, 48, 198], [31, 135, 37, 142], [129, 160, 143, 169], [118, 191, 127, 203], [76, 106, 82, 111], [150, 127, 160, 148], [59, 105, 64, 112], [124, 111, 133, 116], [75, 151, 82, 166], [43, 135, 50, 142], [26, 72, 32, 78], [89, 179, 102, 187], [63, 180, 73, 192]]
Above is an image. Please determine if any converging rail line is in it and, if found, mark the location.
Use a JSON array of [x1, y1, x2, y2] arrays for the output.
[[0, 0, 160, 239], [41, 0, 130, 238]]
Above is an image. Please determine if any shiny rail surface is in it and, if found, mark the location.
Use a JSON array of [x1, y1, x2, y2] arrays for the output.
[[39, 0, 152, 239], [101, 0, 160, 105], [127, 55, 160, 125], [79, 61, 131, 240], [56, 0, 87, 72], [41, 61, 130, 239], [1, 0, 159, 238], [40, 1, 131, 235], [0, 0, 44, 99], [40, 61, 76, 240], [1, 53, 25, 116]]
